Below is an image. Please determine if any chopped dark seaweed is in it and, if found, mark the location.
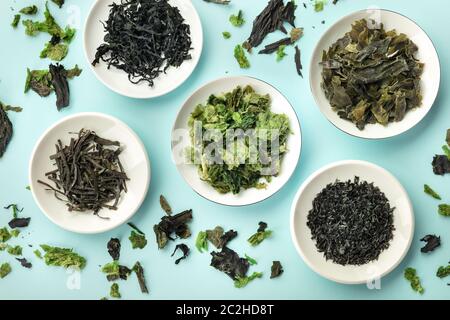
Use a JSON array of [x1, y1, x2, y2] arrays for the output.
[[16, 258, 32, 269], [49, 64, 69, 110], [107, 238, 121, 261], [219, 230, 238, 248], [38, 129, 128, 216], [132, 262, 149, 294], [270, 261, 283, 278], [420, 235, 440, 253], [258, 37, 292, 55], [210, 247, 249, 280], [432, 155, 450, 175], [153, 210, 193, 249], [92, 0, 192, 87], [248, 222, 272, 246], [257, 222, 268, 233], [51, 0, 65, 8], [0, 107, 13, 158], [206, 226, 224, 248], [203, 0, 230, 4], [127, 222, 145, 235], [159, 195, 172, 215], [102, 261, 132, 281], [171, 244, 190, 264], [294, 45, 303, 77], [8, 218, 31, 229], [307, 177, 395, 266]]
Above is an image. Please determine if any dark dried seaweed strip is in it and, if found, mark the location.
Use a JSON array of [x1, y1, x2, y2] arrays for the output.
[[420, 235, 440, 253], [132, 262, 148, 294], [0, 107, 13, 158], [16, 258, 32, 269], [154, 209, 193, 249], [49, 64, 69, 110], [294, 45, 303, 77], [258, 37, 292, 54], [171, 244, 190, 264], [8, 218, 31, 229], [210, 247, 249, 280], [270, 261, 283, 278]]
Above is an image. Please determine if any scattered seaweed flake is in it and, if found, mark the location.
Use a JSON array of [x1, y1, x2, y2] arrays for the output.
[[20, 5, 38, 15], [171, 244, 190, 265], [222, 31, 231, 39], [210, 247, 249, 280], [424, 184, 441, 200], [404, 267, 424, 294], [101, 261, 131, 281], [248, 222, 272, 247], [0, 107, 13, 158], [234, 271, 263, 288], [195, 231, 208, 253], [132, 261, 149, 294], [244, 254, 257, 265], [294, 45, 303, 77], [258, 37, 292, 55], [438, 204, 450, 217], [16, 258, 32, 269], [159, 195, 172, 215], [420, 235, 441, 253], [38, 129, 128, 216], [432, 155, 450, 175], [107, 238, 121, 261], [49, 64, 70, 110], [0, 263, 11, 279], [11, 14, 21, 28], [307, 177, 395, 266], [8, 218, 30, 229], [40, 244, 86, 270], [51, 0, 65, 8], [206, 226, 225, 248], [229, 10, 245, 27], [320, 19, 424, 130], [153, 209, 193, 249], [270, 261, 283, 278], [110, 283, 121, 298], [234, 44, 250, 68], [437, 264, 450, 278], [219, 230, 238, 248], [203, 0, 230, 4], [92, 0, 192, 87], [0, 227, 11, 242], [129, 230, 147, 250]]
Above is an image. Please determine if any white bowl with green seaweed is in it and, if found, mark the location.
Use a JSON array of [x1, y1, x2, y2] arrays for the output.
[[310, 9, 440, 139], [171, 76, 301, 206]]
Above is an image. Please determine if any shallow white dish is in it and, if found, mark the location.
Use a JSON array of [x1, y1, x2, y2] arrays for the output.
[[290, 160, 414, 285], [171, 76, 302, 206], [83, 0, 203, 99], [310, 9, 440, 139], [29, 112, 151, 234]]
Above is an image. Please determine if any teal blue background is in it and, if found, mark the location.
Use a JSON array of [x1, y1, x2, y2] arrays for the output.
[[0, 0, 449, 300]]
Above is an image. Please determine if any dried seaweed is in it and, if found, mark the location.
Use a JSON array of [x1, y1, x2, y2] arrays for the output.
[[294, 45, 303, 77], [206, 226, 224, 248], [132, 262, 148, 294], [424, 184, 441, 200], [432, 155, 450, 175], [92, 0, 192, 86], [107, 238, 121, 261], [171, 244, 190, 264], [8, 218, 31, 229], [420, 235, 440, 253], [159, 195, 172, 215], [102, 261, 131, 281], [16, 258, 32, 269], [321, 19, 424, 130], [210, 247, 249, 280], [37, 129, 129, 216], [153, 210, 193, 249], [270, 261, 283, 278], [0, 107, 13, 158], [404, 267, 424, 294], [307, 176, 395, 266]]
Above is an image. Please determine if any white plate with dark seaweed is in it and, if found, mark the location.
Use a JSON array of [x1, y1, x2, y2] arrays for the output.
[[310, 9, 440, 139], [84, 0, 203, 99], [29, 112, 151, 234], [290, 160, 414, 284]]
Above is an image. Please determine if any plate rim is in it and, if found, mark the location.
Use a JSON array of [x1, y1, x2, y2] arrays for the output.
[[289, 159, 415, 284], [171, 75, 303, 207], [82, 0, 204, 99], [28, 112, 151, 234], [309, 8, 441, 140]]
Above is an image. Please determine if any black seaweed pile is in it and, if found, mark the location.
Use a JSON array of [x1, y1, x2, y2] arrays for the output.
[[92, 0, 192, 86], [307, 177, 395, 266]]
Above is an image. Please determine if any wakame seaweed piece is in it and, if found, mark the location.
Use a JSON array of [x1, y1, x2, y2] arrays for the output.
[[16, 258, 32, 269], [20, 5, 38, 15], [92, 0, 192, 87], [107, 238, 121, 261], [244, 254, 257, 265], [219, 230, 238, 248], [51, 0, 65, 8], [234, 271, 263, 288], [0, 107, 13, 158], [110, 283, 121, 298], [132, 262, 148, 294], [320, 19, 424, 130], [206, 226, 224, 248], [0, 263, 11, 279], [0, 228, 11, 243], [424, 184, 441, 200], [437, 264, 450, 278], [420, 235, 441, 253], [7, 245, 23, 256], [294, 45, 303, 77], [210, 246, 250, 280], [40, 42, 68, 61], [244, 0, 296, 50], [234, 45, 250, 68], [196, 231, 208, 253], [270, 261, 283, 278], [438, 204, 450, 217], [229, 10, 245, 27], [432, 155, 450, 175], [404, 267, 424, 294], [187, 85, 291, 194], [40, 244, 86, 269], [49, 64, 69, 110], [257, 221, 268, 233], [129, 231, 147, 249], [171, 244, 190, 265], [38, 129, 128, 215], [159, 195, 172, 215], [307, 177, 395, 266], [8, 218, 31, 229], [101, 261, 131, 281], [153, 210, 193, 249], [258, 37, 292, 55], [248, 222, 272, 246], [24, 68, 53, 97], [11, 14, 21, 28]]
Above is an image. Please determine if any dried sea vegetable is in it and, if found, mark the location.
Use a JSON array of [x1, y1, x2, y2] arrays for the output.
[[40, 244, 86, 270], [195, 231, 208, 253], [437, 264, 450, 278], [321, 19, 424, 130], [107, 238, 121, 261], [7, 245, 22, 256], [248, 222, 272, 246], [16, 258, 32, 269], [234, 45, 250, 68], [203, 0, 230, 4], [0, 228, 11, 243], [159, 195, 172, 215], [229, 10, 245, 27], [132, 262, 149, 294], [432, 155, 450, 175], [0, 107, 13, 158], [438, 204, 450, 217], [171, 244, 190, 264], [110, 283, 121, 298], [153, 210, 193, 249], [270, 261, 283, 278], [234, 271, 263, 288], [51, 0, 65, 8], [11, 15, 21, 28], [404, 267, 424, 294], [101, 261, 131, 281], [0, 263, 11, 279], [187, 85, 290, 194], [129, 231, 147, 250], [294, 45, 303, 77], [420, 235, 440, 253], [424, 184, 441, 200], [20, 5, 38, 15], [210, 247, 249, 280]]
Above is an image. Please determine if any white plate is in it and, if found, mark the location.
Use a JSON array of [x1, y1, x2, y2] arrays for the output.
[[310, 9, 440, 139], [171, 76, 302, 206], [290, 160, 414, 284], [83, 0, 203, 99], [29, 113, 151, 234]]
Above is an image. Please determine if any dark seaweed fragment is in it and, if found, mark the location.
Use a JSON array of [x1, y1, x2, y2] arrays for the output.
[[132, 262, 148, 294], [210, 247, 249, 280], [258, 37, 292, 54], [433, 155, 450, 175], [446, 129, 450, 147], [307, 176, 395, 266], [127, 223, 145, 235], [294, 45, 303, 77], [16, 258, 32, 269], [49, 64, 70, 110], [153, 210, 193, 249], [8, 218, 31, 229], [106, 265, 132, 282], [270, 261, 283, 278], [0, 107, 13, 158], [219, 229, 238, 248], [420, 235, 440, 253], [257, 221, 268, 233], [107, 238, 121, 261], [171, 244, 190, 265]]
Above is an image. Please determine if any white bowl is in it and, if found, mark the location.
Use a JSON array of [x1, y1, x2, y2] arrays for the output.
[[83, 0, 203, 99], [310, 9, 440, 139], [171, 76, 302, 206], [29, 113, 151, 234], [290, 160, 414, 284]]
